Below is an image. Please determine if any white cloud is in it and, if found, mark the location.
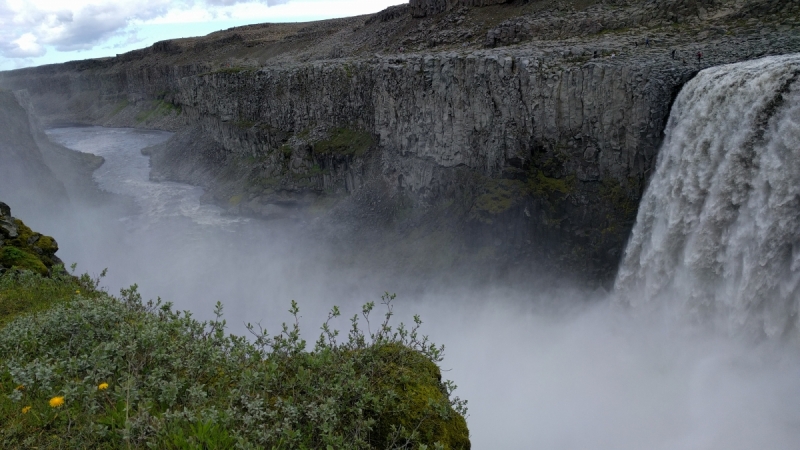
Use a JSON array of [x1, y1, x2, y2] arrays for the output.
[[3, 32, 45, 57], [0, 0, 406, 68], [0, 0, 282, 58]]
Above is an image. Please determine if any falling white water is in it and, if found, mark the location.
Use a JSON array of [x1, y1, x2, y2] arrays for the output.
[[615, 54, 800, 339]]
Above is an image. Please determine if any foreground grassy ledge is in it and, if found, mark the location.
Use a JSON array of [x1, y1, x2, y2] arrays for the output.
[[0, 205, 470, 449]]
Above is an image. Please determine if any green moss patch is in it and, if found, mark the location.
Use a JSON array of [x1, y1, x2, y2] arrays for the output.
[[0, 219, 59, 275], [0, 248, 46, 276], [108, 99, 129, 117], [528, 170, 575, 198], [473, 179, 525, 216], [228, 194, 243, 206], [368, 343, 470, 449], [313, 128, 374, 157], [135, 100, 181, 123]]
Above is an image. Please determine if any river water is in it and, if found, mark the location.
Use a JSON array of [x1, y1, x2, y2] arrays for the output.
[[44, 115, 800, 448]]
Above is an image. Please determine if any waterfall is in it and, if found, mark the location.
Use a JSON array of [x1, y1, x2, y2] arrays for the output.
[[615, 54, 800, 340]]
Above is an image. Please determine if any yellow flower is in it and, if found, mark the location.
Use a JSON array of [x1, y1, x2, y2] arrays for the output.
[[15, 384, 24, 391], [98, 382, 109, 391], [75, 290, 80, 294], [49, 396, 65, 408], [21, 406, 31, 414]]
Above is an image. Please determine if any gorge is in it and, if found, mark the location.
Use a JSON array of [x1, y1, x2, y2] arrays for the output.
[[3, 0, 799, 279], [2, 0, 800, 448]]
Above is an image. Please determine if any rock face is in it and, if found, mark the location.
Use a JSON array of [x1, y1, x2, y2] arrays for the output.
[[1, 0, 799, 279], [0, 91, 68, 210], [0, 89, 106, 224], [410, 0, 509, 18]]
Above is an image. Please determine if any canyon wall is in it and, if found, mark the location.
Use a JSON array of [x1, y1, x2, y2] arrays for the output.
[[2, 0, 799, 279], [0, 91, 68, 213]]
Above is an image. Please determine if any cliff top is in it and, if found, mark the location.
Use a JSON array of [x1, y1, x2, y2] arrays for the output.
[[3, 0, 798, 73]]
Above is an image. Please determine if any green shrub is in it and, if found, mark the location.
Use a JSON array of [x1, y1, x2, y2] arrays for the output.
[[0, 274, 469, 449]]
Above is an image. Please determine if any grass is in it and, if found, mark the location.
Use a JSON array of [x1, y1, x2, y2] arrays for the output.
[[0, 267, 100, 328]]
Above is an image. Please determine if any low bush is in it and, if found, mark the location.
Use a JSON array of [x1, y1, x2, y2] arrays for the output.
[[0, 272, 469, 449]]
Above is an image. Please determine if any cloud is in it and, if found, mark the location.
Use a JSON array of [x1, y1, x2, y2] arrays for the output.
[[205, 0, 289, 5], [0, 0, 291, 59], [1, 33, 46, 58]]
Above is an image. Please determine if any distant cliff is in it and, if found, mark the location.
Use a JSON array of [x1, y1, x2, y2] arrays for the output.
[[0, 90, 105, 223], [2, 0, 799, 279], [0, 90, 68, 211]]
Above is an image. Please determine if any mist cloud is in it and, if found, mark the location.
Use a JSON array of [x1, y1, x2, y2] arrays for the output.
[[0, 0, 290, 58]]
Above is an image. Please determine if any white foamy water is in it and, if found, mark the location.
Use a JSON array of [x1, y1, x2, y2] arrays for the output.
[[616, 54, 800, 340]]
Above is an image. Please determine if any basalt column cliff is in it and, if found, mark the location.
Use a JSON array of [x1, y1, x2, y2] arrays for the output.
[[2, 0, 799, 279]]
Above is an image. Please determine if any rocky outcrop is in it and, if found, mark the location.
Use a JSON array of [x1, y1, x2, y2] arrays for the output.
[[0, 202, 62, 276], [1, 0, 799, 279]]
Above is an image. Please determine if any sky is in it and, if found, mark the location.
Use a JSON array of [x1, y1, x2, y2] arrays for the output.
[[0, 0, 407, 71]]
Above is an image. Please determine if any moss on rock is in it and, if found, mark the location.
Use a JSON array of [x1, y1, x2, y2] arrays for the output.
[[471, 178, 525, 222], [368, 343, 470, 449], [0, 203, 60, 276], [0, 247, 47, 275], [313, 128, 374, 157]]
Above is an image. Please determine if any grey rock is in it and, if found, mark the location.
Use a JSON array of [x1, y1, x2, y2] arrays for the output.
[[410, 0, 509, 18], [0, 219, 17, 239]]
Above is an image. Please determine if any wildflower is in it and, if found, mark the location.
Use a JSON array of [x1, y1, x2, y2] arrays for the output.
[[98, 382, 109, 391], [22, 406, 31, 414], [75, 290, 80, 294], [49, 396, 65, 408], [15, 384, 24, 391]]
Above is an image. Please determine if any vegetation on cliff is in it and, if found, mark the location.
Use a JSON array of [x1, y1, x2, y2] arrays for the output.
[[313, 128, 375, 158], [0, 208, 470, 449]]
